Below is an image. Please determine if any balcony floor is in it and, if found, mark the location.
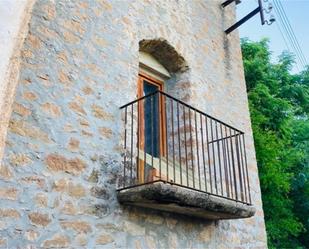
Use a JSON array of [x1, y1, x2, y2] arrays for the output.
[[117, 181, 255, 220]]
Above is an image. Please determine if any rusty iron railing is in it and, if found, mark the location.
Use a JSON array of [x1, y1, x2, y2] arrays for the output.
[[118, 90, 252, 205]]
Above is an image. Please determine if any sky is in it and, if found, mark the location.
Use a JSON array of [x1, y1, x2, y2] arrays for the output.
[[236, 0, 309, 73]]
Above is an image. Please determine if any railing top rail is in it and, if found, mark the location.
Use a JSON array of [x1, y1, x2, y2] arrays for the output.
[[119, 90, 158, 109], [119, 90, 245, 134]]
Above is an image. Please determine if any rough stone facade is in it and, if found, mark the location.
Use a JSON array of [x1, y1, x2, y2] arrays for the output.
[[0, 0, 267, 248]]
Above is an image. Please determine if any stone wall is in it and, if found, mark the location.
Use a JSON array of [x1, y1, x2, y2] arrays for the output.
[[0, 0, 267, 248]]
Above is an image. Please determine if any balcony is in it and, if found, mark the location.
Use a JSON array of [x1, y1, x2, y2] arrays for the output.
[[117, 91, 255, 220]]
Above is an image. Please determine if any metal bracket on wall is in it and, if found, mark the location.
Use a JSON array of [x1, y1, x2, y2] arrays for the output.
[[222, 0, 242, 8], [222, 0, 266, 34]]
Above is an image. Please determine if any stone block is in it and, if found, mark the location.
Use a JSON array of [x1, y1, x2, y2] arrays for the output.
[[28, 212, 51, 227], [45, 154, 86, 175]]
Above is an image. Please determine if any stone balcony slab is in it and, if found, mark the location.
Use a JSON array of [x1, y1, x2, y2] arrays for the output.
[[117, 181, 255, 220]]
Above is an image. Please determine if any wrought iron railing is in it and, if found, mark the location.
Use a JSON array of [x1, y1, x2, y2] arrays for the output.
[[118, 90, 252, 205]]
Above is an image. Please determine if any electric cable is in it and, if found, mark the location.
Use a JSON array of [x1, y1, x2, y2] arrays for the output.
[[275, 0, 307, 66], [273, 0, 307, 69]]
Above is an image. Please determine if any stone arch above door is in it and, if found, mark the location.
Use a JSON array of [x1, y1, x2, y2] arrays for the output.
[[139, 39, 189, 74]]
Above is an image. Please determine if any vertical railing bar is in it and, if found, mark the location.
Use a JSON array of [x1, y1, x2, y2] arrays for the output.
[[195, 111, 201, 190], [189, 109, 195, 189], [242, 134, 252, 204], [225, 126, 233, 199], [229, 128, 238, 201], [183, 105, 189, 187], [151, 95, 154, 177], [210, 119, 218, 194], [143, 99, 146, 183], [136, 100, 140, 184], [158, 93, 162, 180], [239, 133, 248, 203], [225, 126, 231, 198], [130, 104, 134, 185], [165, 94, 169, 182], [235, 133, 244, 202], [224, 125, 232, 197], [171, 99, 176, 183], [215, 121, 223, 196], [200, 114, 207, 192], [123, 107, 128, 188], [221, 123, 229, 198], [177, 102, 182, 185], [205, 116, 213, 193]]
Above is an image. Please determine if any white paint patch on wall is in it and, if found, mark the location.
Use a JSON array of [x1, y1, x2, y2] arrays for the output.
[[0, 0, 30, 109]]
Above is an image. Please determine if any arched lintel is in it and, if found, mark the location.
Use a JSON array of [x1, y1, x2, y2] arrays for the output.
[[139, 38, 189, 74]]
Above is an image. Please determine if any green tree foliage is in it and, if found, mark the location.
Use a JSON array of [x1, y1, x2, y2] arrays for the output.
[[241, 38, 309, 248]]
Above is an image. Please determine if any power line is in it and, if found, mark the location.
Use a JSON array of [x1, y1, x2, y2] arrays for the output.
[[273, 0, 305, 68], [274, 0, 306, 66], [273, 0, 307, 67], [275, 0, 307, 66], [272, 0, 307, 69], [275, 18, 300, 71], [273, 1, 304, 69]]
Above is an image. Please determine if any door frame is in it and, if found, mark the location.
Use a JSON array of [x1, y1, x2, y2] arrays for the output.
[[137, 72, 166, 183]]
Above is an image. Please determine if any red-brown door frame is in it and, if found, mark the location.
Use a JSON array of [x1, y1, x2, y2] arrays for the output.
[[137, 72, 166, 183]]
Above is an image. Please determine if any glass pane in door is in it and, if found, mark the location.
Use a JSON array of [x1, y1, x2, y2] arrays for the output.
[[143, 80, 160, 158]]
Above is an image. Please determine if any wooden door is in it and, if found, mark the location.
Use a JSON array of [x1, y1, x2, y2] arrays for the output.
[[137, 73, 166, 183]]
